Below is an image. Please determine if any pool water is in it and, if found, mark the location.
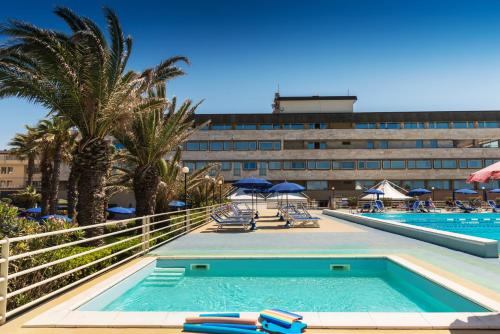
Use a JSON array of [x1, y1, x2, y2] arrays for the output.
[[79, 258, 488, 312], [363, 213, 500, 249]]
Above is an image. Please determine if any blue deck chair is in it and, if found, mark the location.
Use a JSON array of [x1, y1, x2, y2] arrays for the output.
[[374, 200, 385, 212], [409, 200, 421, 212], [357, 203, 372, 213], [454, 200, 476, 213], [487, 200, 500, 213], [424, 200, 441, 213]]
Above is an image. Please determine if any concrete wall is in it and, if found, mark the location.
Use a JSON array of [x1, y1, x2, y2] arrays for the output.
[[322, 209, 499, 258]]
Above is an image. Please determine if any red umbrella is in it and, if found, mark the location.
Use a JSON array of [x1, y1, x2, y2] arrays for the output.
[[467, 161, 500, 183]]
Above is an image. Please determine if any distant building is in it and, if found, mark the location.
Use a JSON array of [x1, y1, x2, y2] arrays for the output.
[[184, 93, 500, 206], [0, 150, 41, 196]]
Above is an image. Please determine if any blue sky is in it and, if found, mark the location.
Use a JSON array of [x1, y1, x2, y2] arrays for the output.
[[1, 0, 500, 147]]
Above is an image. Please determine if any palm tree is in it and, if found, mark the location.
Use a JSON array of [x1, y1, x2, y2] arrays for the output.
[[114, 89, 201, 217], [33, 117, 76, 214], [0, 7, 188, 236], [9, 127, 37, 187], [11, 185, 40, 208]]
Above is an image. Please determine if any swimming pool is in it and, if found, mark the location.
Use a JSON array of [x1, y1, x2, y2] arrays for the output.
[[79, 257, 488, 313], [362, 213, 500, 249]]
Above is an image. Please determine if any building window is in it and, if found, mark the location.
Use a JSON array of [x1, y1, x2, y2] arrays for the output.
[[242, 161, 257, 170], [307, 160, 331, 170], [404, 122, 424, 129], [478, 121, 498, 128], [195, 161, 207, 170], [306, 142, 326, 149], [268, 161, 281, 170], [382, 160, 405, 169], [221, 162, 232, 171], [428, 122, 450, 129], [184, 162, 195, 172], [355, 180, 376, 190], [259, 141, 281, 150], [283, 161, 306, 170], [427, 180, 451, 190], [198, 124, 209, 131], [308, 123, 327, 129], [453, 121, 474, 129], [186, 141, 208, 151], [453, 180, 469, 189], [485, 159, 500, 166], [407, 160, 432, 169], [355, 123, 376, 129], [378, 140, 388, 149], [209, 142, 224, 151], [233, 162, 241, 176], [402, 180, 425, 190], [0, 167, 13, 174], [332, 161, 355, 169], [480, 140, 499, 148], [259, 162, 267, 176], [211, 124, 232, 130], [459, 159, 483, 169], [234, 141, 257, 151], [433, 159, 457, 169], [367, 141, 374, 149], [283, 123, 305, 130], [357, 160, 381, 170], [379, 122, 401, 129], [306, 180, 328, 190], [259, 124, 280, 130], [223, 141, 233, 150], [235, 124, 257, 130]]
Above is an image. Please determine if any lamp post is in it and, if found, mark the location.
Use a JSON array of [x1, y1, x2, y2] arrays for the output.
[[211, 177, 216, 205], [181, 166, 190, 231], [181, 166, 190, 208], [218, 179, 223, 204], [204, 175, 210, 207], [431, 186, 435, 200], [482, 186, 487, 202], [331, 186, 336, 209]]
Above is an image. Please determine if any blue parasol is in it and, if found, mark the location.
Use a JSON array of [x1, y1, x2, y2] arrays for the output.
[[169, 200, 186, 208], [106, 207, 135, 215], [25, 207, 41, 214], [363, 188, 384, 200], [39, 215, 72, 222], [408, 188, 431, 197]]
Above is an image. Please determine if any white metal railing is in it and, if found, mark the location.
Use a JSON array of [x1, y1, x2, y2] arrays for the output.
[[0, 204, 221, 324]]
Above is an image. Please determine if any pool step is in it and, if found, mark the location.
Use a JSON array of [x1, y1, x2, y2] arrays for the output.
[[142, 268, 185, 287]]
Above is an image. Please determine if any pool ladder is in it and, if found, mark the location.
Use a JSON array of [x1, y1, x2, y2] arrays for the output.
[[143, 268, 186, 287]]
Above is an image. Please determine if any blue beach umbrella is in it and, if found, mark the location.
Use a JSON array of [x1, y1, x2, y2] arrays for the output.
[[269, 182, 305, 207], [25, 207, 41, 214], [168, 200, 186, 208], [408, 188, 431, 197], [454, 188, 478, 195], [363, 188, 384, 200], [106, 207, 135, 215], [233, 178, 273, 223], [489, 189, 500, 193], [39, 215, 72, 222]]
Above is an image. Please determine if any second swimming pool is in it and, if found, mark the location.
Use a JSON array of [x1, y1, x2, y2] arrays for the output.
[[362, 213, 500, 249], [79, 257, 488, 313]]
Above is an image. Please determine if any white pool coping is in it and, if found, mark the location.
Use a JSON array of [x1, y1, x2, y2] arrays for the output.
[[323, 209, 499, 258], [24, 255, 500, 329]]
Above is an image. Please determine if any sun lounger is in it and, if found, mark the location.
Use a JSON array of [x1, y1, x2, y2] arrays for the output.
[[373, 200, 385, 212], [211, 213, 253, 230], [454, 200, 477, 213], [424, 200, 441, 212], [487, 200, 500, 213], [409, 200, 423, 213], [357, 203, 372, 213]]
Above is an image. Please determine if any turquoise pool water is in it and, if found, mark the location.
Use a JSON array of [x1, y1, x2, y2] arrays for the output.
[[363, 213, 500, 249], [79, 258, 487, 312]]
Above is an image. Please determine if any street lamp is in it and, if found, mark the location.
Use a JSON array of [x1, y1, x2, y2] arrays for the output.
[[204, 175, 210, 207], [211, 177, 216, 205], [431, 186, 435, 200], [331, 186, 336, 209], [482, 186, 487, 202], [181, 166, 190, 208], [218, 179, 223, 204]]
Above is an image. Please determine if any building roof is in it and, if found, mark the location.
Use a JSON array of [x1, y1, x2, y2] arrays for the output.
[[277, 95, 357, 101], [193, 110, 500, 125]]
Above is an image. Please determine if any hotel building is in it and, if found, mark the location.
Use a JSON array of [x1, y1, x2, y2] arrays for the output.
[[184, 94, 500, 205]]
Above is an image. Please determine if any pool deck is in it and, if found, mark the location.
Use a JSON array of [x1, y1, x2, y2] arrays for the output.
[[4, 209, 500, 333]]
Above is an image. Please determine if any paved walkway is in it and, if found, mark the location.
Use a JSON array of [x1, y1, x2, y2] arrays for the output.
[[151, 210, 500, 300]]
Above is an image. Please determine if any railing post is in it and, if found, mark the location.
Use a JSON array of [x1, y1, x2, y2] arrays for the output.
[[0, 238, 9, 325], [141, 217, 150, 253]]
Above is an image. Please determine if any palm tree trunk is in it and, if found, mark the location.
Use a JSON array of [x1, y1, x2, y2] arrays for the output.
[[26, 153, 35, 187], [134, 166, 161, 218], [40, 150, 52, 215], [74, 139, 113, 245], [67, 163, 79, 220], [49, 142, 62, 215]]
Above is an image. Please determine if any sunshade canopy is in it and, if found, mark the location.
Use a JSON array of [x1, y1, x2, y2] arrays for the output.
[[106, 207, 135, 214], [467, 161, 500, 183], [269, 181, 305, 194], [408, 188, 432, 196], [454, 188, 478, 195]]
